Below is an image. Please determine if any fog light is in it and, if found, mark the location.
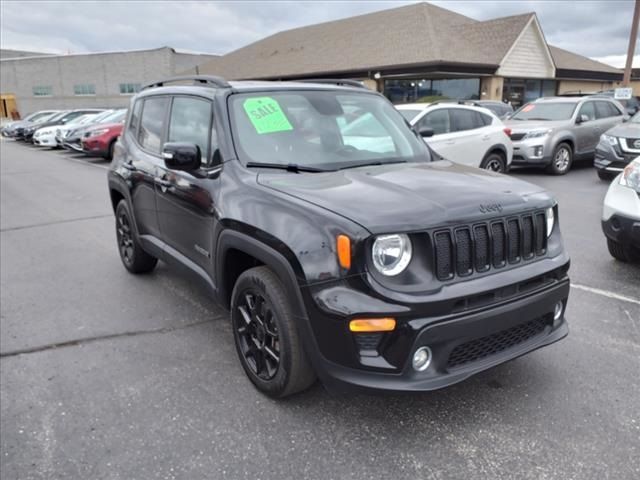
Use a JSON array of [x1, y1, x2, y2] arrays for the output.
[[553, 301, 563, 322], [412, 346, 432, 371], [533, 146, 543, 157]]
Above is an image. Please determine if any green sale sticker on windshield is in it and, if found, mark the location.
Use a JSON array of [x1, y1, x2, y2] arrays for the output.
[[243, 97, 293, 134]]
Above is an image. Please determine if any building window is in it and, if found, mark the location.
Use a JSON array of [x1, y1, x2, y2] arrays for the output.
[[383, 78, 480, 104], [74, 84, 96, 96], [502, 78, 557, 107], [32, 86, 53, 97], [119, 83, 141, 95]]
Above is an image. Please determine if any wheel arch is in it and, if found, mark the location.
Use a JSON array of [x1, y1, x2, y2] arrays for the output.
[[216, 228, 308, 319]]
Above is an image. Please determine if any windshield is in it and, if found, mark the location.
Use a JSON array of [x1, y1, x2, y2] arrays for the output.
[[511, 102, 577, 121], [44, 111, 70, 123], [229, 91, 431, 171], [631, 112, 640, 124], [25, 111, 53, 122], [99, 109, 126, 124], [86, 110, 114, 124], [398, 109, 422, 123]]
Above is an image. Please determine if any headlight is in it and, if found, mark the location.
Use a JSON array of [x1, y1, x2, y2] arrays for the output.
[[545, 207, 555, 237], [88, 128, 109, 137], [619, 162, 640, 193], [372, 234, 412, 276], [523, 129, 552, 140], [601, 134, 618, 146]]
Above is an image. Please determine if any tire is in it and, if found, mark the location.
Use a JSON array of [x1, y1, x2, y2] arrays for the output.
[[546, 143, 573, 175], [115, 200, 157, 273], [231, 266, 316, 398], [480, 151, 506, 173], [606, 239, 638, 262], [597, 170, 614, 181], [107, 140, 116, 160]]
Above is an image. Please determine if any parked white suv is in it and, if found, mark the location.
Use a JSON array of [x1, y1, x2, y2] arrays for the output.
[[602, 157, 640, 262], [396, 103, 513, 172]]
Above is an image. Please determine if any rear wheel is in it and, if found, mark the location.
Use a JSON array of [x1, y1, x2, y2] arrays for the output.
[[115, 200, 157, 273], [480, 151, 506, 173], [231, 266, 315, 398], [546, 143, 573, 175]]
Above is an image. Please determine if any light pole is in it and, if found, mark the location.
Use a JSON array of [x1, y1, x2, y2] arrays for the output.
[[623, 0, 640, 86]]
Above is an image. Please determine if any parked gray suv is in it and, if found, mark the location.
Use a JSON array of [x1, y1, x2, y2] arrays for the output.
[[505, 97, 626, 175]]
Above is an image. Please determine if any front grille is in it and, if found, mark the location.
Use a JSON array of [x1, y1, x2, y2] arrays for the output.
[[623, 138, 640, 151], [510, 133, 526, 141], [433, 212, 547, 281], [447, 316, 550, 369]]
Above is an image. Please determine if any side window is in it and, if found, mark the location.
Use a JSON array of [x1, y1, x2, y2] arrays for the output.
[[578, 102, 596, 121], [595, 101, 613, 119], [167, 96, 213, 166], [450, 109, 482, 132], [418, 109, 450, 135], [128, 100, 143, 137], [479, 112, 493, 126], [607, 102, 623, 117], [138, 97, 169, 154]]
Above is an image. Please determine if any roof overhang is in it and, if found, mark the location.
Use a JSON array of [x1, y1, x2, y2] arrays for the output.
[[555, 69, 624, 82], [236, 61, 499, 81]]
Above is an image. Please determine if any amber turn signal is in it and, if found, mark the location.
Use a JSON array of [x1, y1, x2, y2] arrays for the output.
[[336, 234, 351, 269], [349, 318, 396, 332]]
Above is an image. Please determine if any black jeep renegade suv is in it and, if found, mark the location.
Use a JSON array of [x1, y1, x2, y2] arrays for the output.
[[108, 76, 570, 398]]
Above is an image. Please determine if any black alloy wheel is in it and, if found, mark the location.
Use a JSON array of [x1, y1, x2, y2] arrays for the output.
[[235, 289, 281, 380]]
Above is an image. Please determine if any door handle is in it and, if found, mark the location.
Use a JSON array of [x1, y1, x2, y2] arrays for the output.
[[445, 140, 456, 145], [155, 177, 173, 193], [155, 178, 172, 188]]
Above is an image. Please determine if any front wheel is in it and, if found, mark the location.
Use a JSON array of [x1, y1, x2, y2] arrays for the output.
[[597, 170, 615, 181], [607, 239, 638, 262], [546, 143, 573, 175], [231, 266, 315, 398], [480, 151, 506, 173]]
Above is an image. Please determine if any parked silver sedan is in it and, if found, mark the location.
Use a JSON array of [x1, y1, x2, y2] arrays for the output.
[[505, 97, 626, 175]]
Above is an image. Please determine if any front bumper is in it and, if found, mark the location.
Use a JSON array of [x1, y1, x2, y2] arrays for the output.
[[594, 140, 636, 173], [301, 259, 570, 394], [602, 179, 640, 249], [602, 214, 640, 249], [81, 136, 109, 156], [511, 136, 553, 166], [33, 134, 57, 147]]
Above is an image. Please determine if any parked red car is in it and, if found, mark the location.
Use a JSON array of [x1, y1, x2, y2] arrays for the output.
[[81, 122, 123, 159]]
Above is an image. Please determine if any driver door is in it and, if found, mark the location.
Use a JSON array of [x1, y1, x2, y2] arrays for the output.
[[154, 95, 219, 271]]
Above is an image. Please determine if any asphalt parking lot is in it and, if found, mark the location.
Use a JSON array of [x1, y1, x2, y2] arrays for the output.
[[1, 139, 639, 480]]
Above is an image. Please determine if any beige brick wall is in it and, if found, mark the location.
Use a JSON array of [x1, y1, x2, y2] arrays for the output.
[[480, 76, 504, 101]]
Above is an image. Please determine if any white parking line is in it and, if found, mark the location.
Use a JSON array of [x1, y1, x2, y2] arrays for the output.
[[571, 283, 640, 306], [52, 152, 110, 170]]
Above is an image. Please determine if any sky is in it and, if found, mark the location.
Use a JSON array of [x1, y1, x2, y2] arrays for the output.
[[1, 0, 637, 67]]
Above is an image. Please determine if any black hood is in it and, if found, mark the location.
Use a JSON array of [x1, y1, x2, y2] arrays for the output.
[[258, 161, 552, 234]]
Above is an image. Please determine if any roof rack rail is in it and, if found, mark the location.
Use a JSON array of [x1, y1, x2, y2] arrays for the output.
[[429, 99, 460, 106], [142, 75, 230, 90], [294, 78, 368, 89]]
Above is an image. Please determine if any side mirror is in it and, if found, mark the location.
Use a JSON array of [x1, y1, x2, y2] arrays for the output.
[[576, 114, 589, 124], [418, 126, 435, 138], [162, 142, 201, 171]]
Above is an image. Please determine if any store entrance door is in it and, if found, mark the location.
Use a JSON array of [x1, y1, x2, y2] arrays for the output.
[[502, 80, 525, 108]]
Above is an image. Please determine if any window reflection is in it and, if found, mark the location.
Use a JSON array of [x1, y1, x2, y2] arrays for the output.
[[384, 78, 480, 104]]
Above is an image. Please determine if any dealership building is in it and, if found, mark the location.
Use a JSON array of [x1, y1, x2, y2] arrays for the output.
[[197, 2, 628, 105], [0, 47, 218, 118]]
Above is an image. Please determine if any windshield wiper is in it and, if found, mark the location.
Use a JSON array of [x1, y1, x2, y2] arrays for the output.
[[524, 117, 551, 121], [245, 162, 328, 173], [337, 160, 407, 171]]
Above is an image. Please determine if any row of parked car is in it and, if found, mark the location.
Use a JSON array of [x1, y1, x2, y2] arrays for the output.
[[1, 107, 126, 159], [397, 94, 639, 179]]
